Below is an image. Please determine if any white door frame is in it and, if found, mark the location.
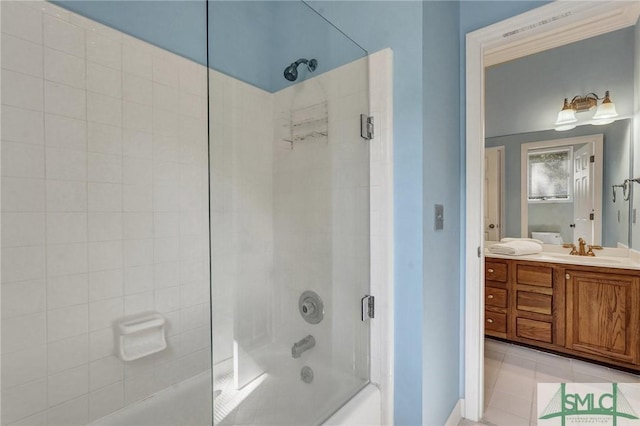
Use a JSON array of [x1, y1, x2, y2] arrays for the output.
[[485, 146, 504, 241], [464, 1, 640, 421], [520, 135, 603, 244]]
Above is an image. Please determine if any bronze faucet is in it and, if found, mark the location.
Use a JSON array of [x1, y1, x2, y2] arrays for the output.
[[563, 243, 579, 255], [563, 237, 603, 256], [578, 237, 587, 256]]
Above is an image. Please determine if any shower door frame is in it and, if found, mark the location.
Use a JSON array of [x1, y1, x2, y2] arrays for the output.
[[366, 49, 395, 426]]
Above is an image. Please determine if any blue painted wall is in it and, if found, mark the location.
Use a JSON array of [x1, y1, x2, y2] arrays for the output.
[[208, 1, 275, 91], [208, 1, 367, 92], [459, 0, 551, 36], [54, 1, 366, 93], [268, 2, 366, 92], [485, 28, 635, 138], [422, 2, 461, 423]]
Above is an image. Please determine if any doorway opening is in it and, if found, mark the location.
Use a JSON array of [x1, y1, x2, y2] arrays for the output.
[[464, 1, 640, 421]]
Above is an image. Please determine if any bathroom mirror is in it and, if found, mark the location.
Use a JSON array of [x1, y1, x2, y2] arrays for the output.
[[484, 26, 636, 248], [486, 120, 632, 247]]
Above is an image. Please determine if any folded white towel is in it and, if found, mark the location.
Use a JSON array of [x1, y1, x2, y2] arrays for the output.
[[500, 237, 544, 245], [488, 241, 542, 256]]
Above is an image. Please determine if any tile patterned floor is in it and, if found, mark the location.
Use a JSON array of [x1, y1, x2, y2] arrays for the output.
[[479, 338, 640, 425]]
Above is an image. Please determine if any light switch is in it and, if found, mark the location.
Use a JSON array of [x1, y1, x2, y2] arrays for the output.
[[435, 204, 444, 230]]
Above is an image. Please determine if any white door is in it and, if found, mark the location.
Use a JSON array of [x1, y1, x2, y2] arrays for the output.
[[573, 144, 594, 244], [484, 147, 502, 241]]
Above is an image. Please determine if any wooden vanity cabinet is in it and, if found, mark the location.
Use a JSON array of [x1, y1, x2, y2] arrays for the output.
[[485, 258, 640, 371], [565, 268, 640, 366], [511, 261, 565, 348], [485, 260, 509, 338]]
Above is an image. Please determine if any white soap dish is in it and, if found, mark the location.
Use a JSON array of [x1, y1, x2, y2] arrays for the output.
[[116, 312, 167, 362]]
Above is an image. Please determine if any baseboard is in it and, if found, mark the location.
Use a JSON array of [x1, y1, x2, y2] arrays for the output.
[[445, 399, 464, 426]]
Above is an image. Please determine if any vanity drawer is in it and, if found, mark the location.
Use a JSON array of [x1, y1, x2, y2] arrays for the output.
[[516, 264, 553, 287], [486, 262, 507, 283], [485, 311, 507, 333], [517, 291, 552, 315], [485, 287, 507, 308], [516, 317, 552, 343]]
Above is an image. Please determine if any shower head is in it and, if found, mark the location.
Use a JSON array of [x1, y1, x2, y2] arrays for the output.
[[283, 58, 318, 82]]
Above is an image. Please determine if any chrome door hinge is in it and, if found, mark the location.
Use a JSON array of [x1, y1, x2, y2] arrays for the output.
[[361, 295, 375, 321], [360, 114, 374, 140]]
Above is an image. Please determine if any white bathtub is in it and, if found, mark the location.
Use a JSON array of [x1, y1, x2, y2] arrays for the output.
[[90, 372, 213, 426], [323, 384, 381, 426], [90, 369, 380, 426]]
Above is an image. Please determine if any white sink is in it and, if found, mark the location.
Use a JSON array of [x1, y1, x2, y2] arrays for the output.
[[538, 253, 627, 265]]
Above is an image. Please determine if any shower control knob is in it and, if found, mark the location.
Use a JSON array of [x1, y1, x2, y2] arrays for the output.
[[301, 301, 316, 316], [299, 291, 324, 325]]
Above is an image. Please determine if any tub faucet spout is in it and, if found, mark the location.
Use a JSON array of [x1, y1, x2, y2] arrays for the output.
[[292, 335, 315, 358]]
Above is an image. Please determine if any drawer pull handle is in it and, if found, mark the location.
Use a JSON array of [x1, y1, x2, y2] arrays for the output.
[[487, 318, 494, 324], [488, 268, 494, 273], [565, 273, 571, 280], [487, 294, 494, 299]]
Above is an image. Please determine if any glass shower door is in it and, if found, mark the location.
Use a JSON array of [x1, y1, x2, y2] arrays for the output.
[[208, 1, 370, 424]]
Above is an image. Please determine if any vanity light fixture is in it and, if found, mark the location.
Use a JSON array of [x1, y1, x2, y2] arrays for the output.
[[554, 91, 618, 131]]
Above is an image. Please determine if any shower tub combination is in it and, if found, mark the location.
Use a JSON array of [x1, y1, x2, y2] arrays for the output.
[[0, 1, 393, 425]]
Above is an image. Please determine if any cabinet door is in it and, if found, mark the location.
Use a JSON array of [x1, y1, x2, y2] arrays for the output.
[[566, 270, 640, 364]]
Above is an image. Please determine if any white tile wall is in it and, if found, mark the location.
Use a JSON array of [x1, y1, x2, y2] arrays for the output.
[[1, 212, 46, 247], [3, 70, 44, 113], [43, 15, 85, 57], [3, 105, 45, 145], [44, 48, 86, 89], [2, 345, 48, 388], [2, 34, 44, 77], [45, 114, 86, 150], [44, 81, 87, 120], [48, 334, 89, 374], [47, 395, 89, 426], [209, 70, 274, 366], [1, 1, 210, 424], [47, 274, 88, 310]]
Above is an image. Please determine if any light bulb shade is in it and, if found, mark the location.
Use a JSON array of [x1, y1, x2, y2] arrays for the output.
[[592, 101, 618, 121], [555, 123, 577, 131], [555, 108, 577, 126]]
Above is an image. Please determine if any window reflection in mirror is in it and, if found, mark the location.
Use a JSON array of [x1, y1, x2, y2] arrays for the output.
[[527, 147, 572, 202]]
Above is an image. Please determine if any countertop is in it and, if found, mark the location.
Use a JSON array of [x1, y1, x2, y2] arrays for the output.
[[485, 243, 640, 271]]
